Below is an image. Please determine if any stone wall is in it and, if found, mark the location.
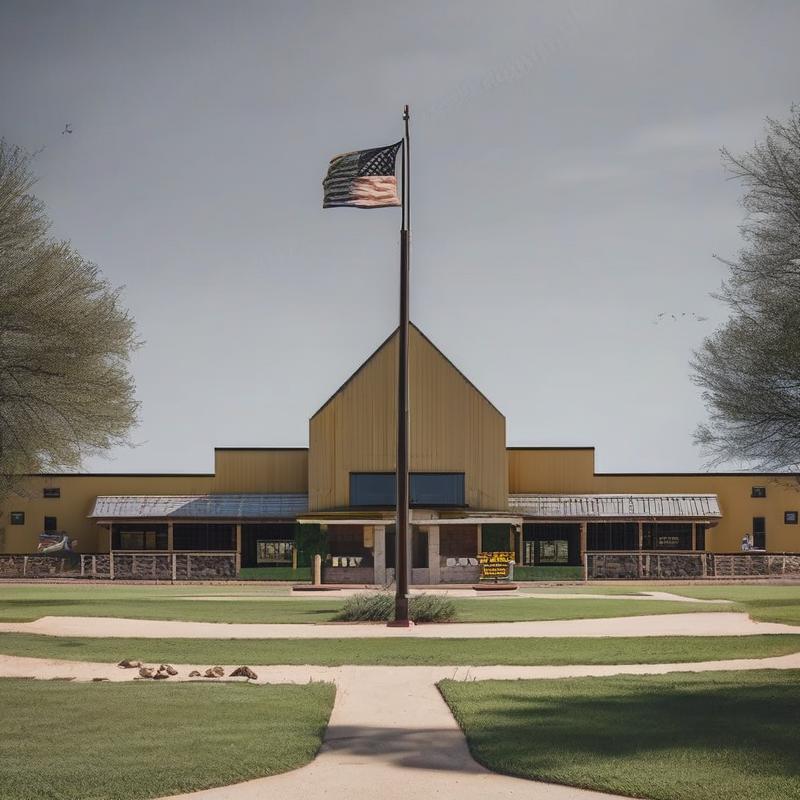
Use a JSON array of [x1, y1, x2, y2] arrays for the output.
[[0, 552, 236, 581], [321, 566, 375, 584], [0, 554, 82, 578], [588, 552, 800, 580], [440, 564, 481, 584]]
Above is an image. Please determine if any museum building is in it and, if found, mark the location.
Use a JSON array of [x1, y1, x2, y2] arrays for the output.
[[2, 324, 800, 582]]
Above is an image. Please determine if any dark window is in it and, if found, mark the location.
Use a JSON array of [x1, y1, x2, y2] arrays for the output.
[[43, 487, 60, 498], [112, 523, 168, 550], [410, 473, 465, 507], [439, 526, 478, 558], [753, 517, 766, 549], [785, 511, 798, 525], [481, 524, 511, 552], [695, 524, 707, 551], [588, 522, 638, 551], [412, 530, 429, 569], [751, 486, 766, 498], [43, 516, 58, 532], [349, 472, 466, 507], [173, 524, 235, 551], [385, 525, 396, 570], [642, 523, 692, 550], [327, 525, 373, 566], [523, 523, 581, 565], [10, 512, 24, 525], [350, 473, 394, 506]]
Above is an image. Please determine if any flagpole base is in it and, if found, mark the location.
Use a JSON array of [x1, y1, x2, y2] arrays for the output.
[[387, 619, 415, 628]]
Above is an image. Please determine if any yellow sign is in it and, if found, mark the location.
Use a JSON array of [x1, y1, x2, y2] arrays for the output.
[[477, 551, 514, 581]]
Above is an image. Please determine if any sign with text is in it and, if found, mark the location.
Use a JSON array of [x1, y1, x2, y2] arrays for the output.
[[478, 551, 515, 581]]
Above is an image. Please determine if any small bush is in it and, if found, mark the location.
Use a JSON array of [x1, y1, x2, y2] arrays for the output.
[[335, 592, 457, 623], [410, 593, 457, 623]]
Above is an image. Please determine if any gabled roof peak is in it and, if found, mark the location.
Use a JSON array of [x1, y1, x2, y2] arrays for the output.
[[310, 322, 503, 420]]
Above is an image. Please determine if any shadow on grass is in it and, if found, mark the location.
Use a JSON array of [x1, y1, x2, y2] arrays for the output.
[[440, 671, 800, 800]]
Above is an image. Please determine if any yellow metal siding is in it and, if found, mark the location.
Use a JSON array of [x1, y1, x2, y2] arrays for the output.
[[1, 474, 215, 554], [508, 448, 800, 553], [508, 449, 596, 493], [213, 450, 308, 492], [1, 450, 309, 554], [309, 326, 508, 511]]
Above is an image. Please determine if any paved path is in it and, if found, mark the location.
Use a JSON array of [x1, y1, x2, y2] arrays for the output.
[[1, 611, 797, 639], [2, 653, 800, 800]]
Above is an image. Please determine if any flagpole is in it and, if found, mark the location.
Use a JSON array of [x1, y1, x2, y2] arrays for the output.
[[391, 104, 412, 626]]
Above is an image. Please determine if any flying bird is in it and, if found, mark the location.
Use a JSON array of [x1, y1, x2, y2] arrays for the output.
[[62, 124, 72, 135]]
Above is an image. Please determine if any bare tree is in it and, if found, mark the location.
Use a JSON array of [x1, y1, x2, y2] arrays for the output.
[[0, 141, 139, 499], [693, 106, 800, 470]]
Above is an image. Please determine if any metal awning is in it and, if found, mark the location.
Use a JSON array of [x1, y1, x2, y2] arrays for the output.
[[508, 493, 722, 520], [90, 494, 309, 520]]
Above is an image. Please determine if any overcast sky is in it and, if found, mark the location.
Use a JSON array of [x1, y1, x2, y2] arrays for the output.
[[2, 0, 799, 474]]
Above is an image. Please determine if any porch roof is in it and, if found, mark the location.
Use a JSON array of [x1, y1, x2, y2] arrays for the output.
[[90, 494, 309, 520], [508, 493, 722, 520]]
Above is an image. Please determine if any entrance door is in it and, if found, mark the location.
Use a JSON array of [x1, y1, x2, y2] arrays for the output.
[[753, 517, 766, 550]]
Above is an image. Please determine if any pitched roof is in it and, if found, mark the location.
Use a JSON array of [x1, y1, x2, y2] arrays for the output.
[[311, 322, 503, 419], [508, 493, 722, 519], [90, 494, 308, 520]]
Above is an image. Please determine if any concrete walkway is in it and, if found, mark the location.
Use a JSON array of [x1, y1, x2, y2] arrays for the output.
[[1, 611, 797, 638], [2, 653, 800, 800]]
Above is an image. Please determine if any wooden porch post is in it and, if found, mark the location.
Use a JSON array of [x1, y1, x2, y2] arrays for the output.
[[167, 521, 174, 551], [638, 522, 644, 550], [235, 523, 242, 574], [691, 523, 697, 551], [580, 522, 588, 581]]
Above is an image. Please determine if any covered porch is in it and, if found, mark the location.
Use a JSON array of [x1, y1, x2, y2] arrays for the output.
[[509, 493, 723, 578], [297, 509, 524, 585], [89, 494, 308, 580]]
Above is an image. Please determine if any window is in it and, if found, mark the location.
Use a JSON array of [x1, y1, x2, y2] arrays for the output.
[[173, 524, 235, 551], [439, 526, 478, 558], [695, 524, 707, 551], [523, 523, 581, 565], [785, 511, 798, 525], [9, 512, 24, 525], [412, 529, 429, 569], [349, 472, 466, 507], [350, 473, 394, 506], [43, 516, 58, 532], [256, 540, 294, 564], [751, 486, 766, 498], [43, 487, 60, 498], [642, 523, 692, 550], [112, 524, 168, 550], [410, 473, 465, 507], [753, 517, 766, 550], [588, 522, 638, 551]]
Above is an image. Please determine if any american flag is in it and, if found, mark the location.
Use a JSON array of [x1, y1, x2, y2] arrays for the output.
[[323, 141, 402, 208]]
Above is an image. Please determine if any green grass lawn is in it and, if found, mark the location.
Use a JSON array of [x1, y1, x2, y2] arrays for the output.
[[440, 669, 800, 800], [0, 632, 797, 666], [0, 678, 334, 800], [0, 584, 732, 624], [667, 584, 800, 625], [238, 567, 312, 581]]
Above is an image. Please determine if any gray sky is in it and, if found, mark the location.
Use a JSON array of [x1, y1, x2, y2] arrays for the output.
[[2, 0, 799, 473]]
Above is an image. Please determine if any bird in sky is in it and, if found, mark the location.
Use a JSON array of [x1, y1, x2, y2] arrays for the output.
[[653, 312, 711, 325], [62, 123, 72, 135]]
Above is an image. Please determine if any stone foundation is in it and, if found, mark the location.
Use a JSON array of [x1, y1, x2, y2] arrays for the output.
[[321, 566, 375, 584], [0, 552, 236, 581], [588, 552, 800, 580]]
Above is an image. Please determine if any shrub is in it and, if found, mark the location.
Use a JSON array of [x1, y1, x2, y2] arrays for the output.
[[335, 592, 456, 623]]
